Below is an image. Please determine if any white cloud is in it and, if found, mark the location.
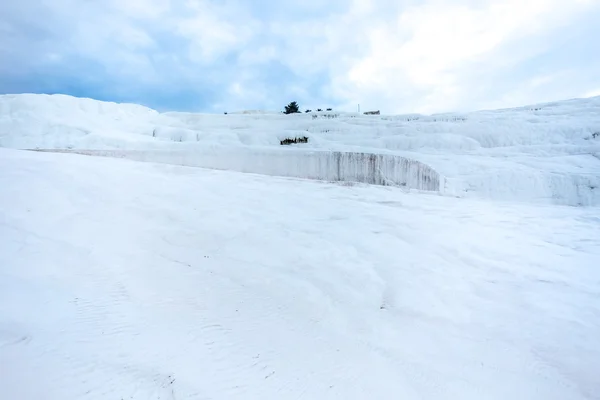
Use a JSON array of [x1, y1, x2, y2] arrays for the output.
[[237, 45, 278, 66], [326, 0, 600, 113], [108, 0, 171, 20], [584, 88, 600, 98], [176, 2, 259, 64]]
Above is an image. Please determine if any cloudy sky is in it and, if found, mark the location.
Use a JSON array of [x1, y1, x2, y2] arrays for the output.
[[1, 0, 599, 114]]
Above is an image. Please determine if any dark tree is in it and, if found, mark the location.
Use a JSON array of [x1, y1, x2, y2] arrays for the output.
[[284, 101, 300, 114]]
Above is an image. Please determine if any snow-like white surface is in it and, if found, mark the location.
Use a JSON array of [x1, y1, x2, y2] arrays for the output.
[[1, 148, 599, 399], [1, 93, 600, 205]]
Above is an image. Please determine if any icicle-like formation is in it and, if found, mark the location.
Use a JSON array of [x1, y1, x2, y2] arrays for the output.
[[32, 148, 442, 192]]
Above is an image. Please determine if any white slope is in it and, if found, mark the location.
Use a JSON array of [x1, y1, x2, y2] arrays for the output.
[[1, 148, 599, 399], [1, 93, 600, 205]]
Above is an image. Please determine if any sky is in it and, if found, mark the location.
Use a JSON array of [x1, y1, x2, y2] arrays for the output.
[[1, 0, 600, 114]]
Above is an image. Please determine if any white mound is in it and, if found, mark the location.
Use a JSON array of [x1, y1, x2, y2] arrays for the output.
[[1, 93, 599, 205]]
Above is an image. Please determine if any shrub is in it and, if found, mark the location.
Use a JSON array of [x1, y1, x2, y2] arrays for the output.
[[280, 136, 309, 145]]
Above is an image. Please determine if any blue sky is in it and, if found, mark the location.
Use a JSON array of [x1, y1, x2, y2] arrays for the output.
[[1, 0, 599, 114]]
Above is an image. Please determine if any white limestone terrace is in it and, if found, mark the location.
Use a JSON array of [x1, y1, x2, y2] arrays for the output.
[[1, 93, 599, 206]]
